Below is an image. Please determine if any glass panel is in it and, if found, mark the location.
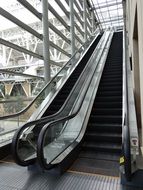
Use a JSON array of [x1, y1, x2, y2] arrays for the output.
[[8, 36, 95, 162], [17, 124, 37, 162], [43, 117, 81, 164]]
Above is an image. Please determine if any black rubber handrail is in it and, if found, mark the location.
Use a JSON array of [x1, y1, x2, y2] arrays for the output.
[[37, 32, 112, 169], [12, 34, 101, 166]]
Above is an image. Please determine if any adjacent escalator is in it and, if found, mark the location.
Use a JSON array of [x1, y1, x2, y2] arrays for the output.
[[12, 34, 102, 166]]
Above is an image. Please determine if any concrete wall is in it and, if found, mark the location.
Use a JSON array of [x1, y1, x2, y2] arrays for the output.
[[126, 0, 143, 145]]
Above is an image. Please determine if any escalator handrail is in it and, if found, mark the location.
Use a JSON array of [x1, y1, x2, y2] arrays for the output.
[[0, 32, 98, 120], [12, 33, 102, 166], [37, 31, 113, 169], [122, 29, 131, 180]]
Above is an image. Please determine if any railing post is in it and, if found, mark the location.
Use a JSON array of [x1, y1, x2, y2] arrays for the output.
[[42, 0, 50, 84], [83, 0, 87, 42], [91, 10, 95, 34], [69, 0, 75, 56]]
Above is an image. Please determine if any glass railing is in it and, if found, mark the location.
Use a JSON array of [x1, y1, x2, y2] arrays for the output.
[[12, 33, 102, 166]]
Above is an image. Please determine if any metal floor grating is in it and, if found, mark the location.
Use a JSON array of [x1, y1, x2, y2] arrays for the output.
[[0, 162, 142, 190]]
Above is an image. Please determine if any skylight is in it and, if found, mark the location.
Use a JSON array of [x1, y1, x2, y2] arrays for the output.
[[93, 0, 123, 29]]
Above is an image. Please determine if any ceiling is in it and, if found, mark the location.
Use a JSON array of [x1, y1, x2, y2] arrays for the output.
[[92, 0, 123, 29], [0, 0, 124, 32]]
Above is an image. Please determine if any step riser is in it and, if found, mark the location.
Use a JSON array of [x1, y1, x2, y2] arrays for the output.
[[88, 126, 122, 133], [101, 79, 122, 83], [97, 92, 122, 96], [95, 97, 122, 102], [95, 103, 122, 109], [99, 87, 122, 91], [92, 110, 122, 115], [84, 135, 122, 143], [102, 73, 122, 76], [89, 116, 122, 124], [100, 82, 122, 86], [82, 146, 121, 154]]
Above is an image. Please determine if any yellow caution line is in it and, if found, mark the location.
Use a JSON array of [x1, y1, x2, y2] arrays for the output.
[[67, 169, 120, 179], [0, 160, 14, 164]]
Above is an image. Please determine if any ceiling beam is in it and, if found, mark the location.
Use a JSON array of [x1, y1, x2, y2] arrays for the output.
[[93, 2, 122, 10], [100, 17, 123, 24]]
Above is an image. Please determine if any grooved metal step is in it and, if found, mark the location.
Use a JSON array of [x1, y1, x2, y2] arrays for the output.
[[87, 123, 122, 133], [84, 132, 122, 143], [91, 108, 122, 115], [82, 142, 121, 153], [100, 78, 122, 83], [94, 102, 122, 108], [97, 90, 122, 96], [95, 96, 122, 102], [98, 86, 122, 91], [89, 115, 122, 124]]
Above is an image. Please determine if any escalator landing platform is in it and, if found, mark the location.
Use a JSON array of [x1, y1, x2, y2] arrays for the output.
[[0, 162, 141, 190]]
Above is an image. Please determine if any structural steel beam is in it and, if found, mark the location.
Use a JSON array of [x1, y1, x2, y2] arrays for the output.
[[0, 69, 44, 79], [0, 38, 43, 60], [50, 41, 71, 58], [17, 0, 42, 20], [42, 0, 51, 83], [69, 0, 75, 56], [0, 7, 43, 40], [94, 2, 122, 10], [101, 17, 123, 24]]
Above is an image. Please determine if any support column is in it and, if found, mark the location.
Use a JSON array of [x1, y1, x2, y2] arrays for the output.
[[21, 82, 31, 97], [42, 0, 50, 84], [4, 83, 14, 96], [69, 0, 75, 56], [91, 11, 95, 34], [83, 0, 87, 42]]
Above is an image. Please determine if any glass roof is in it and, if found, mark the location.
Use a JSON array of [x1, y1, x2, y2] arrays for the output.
[[92, 0, 123, 29]]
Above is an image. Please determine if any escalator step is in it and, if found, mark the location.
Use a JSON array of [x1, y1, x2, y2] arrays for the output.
[[103, 67, 122, 70], [97, 91, 122, 96], [101, 76, 122, 79], [87, 123, 122, 133], [89, 115, 122, 124], [84, 132, 122, 143], [102, 72, 122, 76], [82, 142, 121, 153], [95, 96, 122, 102], [94, 102, 122, 108], [100, 81, 122, 86], [79, 150, 120, 161], [92, 108, 122, 115], [98, 86, 122, 91], [104, 64, 122, 67], [100, 78, 122, 83], [103, 72, 122, 76]]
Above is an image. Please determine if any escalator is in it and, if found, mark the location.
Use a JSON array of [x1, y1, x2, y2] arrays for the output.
[[12, 34, 102, 166], [70, 32, 122, 176], [37, 32, 123, 177]]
